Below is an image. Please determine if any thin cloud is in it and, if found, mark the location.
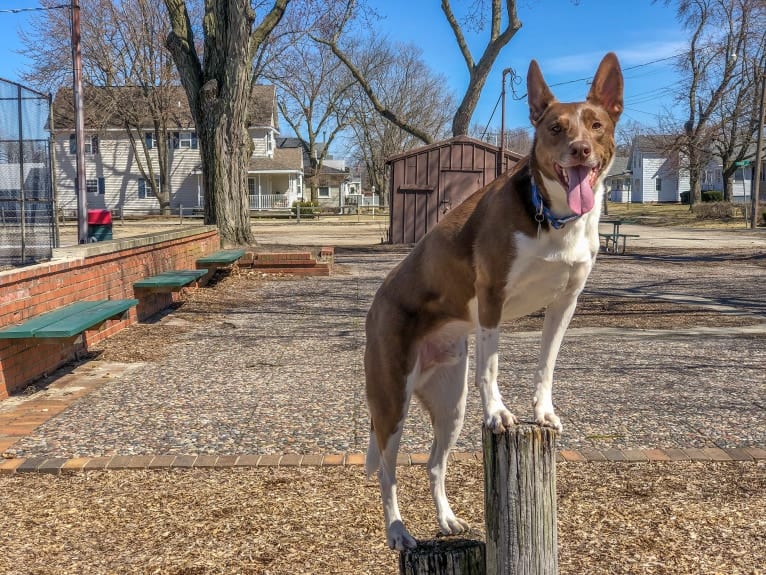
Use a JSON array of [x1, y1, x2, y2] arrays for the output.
[[542, 40, 687, 74]]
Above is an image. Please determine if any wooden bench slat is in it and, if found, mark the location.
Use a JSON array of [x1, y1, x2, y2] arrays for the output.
[[0, 301, 100, 339], [34, 299, 138, 338], [196, 249, 246, 266], [134, 269, 207, 289], [0, 300, 138, 340]]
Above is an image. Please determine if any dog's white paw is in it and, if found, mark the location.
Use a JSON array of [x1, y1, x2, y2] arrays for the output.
[[438, 513, 470, 536], [484, 405, 518, 433], [387, 520, 417, 550], [534, 403, 563, 432]]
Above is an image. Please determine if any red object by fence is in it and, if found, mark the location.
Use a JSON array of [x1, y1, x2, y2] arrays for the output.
[[87, 209, 112, 225]]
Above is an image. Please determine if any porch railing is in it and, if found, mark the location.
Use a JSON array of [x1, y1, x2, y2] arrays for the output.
[[249, 194, 289, 210]]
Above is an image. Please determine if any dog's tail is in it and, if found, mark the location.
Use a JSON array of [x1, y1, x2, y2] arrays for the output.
[[365, 422, 380, 478]]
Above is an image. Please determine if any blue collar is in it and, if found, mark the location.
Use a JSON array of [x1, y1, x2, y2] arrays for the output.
[[531, 181, 581, 230]]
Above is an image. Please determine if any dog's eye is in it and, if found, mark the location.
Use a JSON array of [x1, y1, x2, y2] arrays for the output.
[[550, 124, 562, 134], [592, 121, 602, 130]]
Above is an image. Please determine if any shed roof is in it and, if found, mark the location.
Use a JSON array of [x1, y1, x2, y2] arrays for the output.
[[385, 135, 524, 165]]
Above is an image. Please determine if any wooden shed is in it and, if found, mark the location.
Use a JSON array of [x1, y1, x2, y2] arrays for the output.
[[386, 136, 523, 244]]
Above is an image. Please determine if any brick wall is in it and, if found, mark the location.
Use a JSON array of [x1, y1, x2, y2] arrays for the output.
[[0, 227, 220, 398]]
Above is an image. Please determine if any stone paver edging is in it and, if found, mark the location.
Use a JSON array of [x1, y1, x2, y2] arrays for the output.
[[2, 447, 765, 475]]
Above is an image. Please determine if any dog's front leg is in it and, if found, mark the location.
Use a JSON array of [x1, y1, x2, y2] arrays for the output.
[[476, 324, 516, 432], [534, 292, 580, 432]]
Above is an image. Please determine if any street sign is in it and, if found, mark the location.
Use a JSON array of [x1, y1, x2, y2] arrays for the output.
[[734, 160, 751, 166]]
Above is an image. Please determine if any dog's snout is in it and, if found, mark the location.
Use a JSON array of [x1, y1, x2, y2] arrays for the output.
[[570, 141, 591, 161]]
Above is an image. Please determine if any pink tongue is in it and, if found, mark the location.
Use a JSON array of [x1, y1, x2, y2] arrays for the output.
[[566, 166, 594, 215]]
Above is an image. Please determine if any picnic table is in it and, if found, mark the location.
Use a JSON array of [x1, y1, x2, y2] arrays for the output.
[[599, 218, 639, 254]]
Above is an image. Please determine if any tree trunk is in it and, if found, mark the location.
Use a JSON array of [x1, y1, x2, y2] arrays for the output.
[[399, 539, 486, 575], [164, 0, 288, 246], [196, 101, 253, 244], [483, 424, 558, 575]]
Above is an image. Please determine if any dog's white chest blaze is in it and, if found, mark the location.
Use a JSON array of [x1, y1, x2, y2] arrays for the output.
[[500, 228, 595, 320]]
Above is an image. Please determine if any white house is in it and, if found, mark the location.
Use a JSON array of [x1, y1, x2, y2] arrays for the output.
[[700, 155, 766, 204], [53, 85, 303, 216], [628, 135, 690, 203], [604, 156, 631, 203]]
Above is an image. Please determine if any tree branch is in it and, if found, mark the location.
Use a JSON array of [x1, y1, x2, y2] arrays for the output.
[[249, 0, 291, 63], [163, 0, 203, 111], [313, 35, 433, 145], [441, 0, 474, 71]]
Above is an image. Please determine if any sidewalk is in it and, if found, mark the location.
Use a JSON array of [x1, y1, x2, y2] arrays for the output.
[[1, 236, 764, 466]]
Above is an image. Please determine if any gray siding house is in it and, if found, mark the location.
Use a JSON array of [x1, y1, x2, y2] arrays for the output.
[[53, 85, 303, 216]]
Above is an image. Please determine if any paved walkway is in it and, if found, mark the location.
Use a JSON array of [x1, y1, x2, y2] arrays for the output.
[[1, 230, 765, 473]]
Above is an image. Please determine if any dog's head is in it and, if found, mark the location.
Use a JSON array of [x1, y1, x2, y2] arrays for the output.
[[527, 53, 623, 217]]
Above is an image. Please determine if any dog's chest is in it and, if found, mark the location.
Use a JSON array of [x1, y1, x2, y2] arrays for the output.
[[499, 230, 594, 320]]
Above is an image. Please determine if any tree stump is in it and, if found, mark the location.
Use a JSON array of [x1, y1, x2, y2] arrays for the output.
[[483, 424, 558, 575], [399, 539, 486, 575]]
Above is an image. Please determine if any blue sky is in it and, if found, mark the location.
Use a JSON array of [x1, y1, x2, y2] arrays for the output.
[[0, 0, 688, 137]]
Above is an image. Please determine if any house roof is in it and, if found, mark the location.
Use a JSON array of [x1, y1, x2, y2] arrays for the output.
[[607, 156, 629, 176], [52, 84, 278, 131], [631, 134, 680, 154], [248, 147, 302, 172]]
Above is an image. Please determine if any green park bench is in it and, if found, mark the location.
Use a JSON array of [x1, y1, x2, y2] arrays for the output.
[[599, 232, 640, 255], [195, 249, 246, 272], [0, 299, 138, 341], [133, 269, 208, 293]]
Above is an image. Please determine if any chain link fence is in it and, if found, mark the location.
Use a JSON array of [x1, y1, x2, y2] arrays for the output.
[[0, 78, 54, 266]]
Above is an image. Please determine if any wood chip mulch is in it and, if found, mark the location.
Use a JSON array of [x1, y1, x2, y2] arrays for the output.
[[0, 461, 763, 574]]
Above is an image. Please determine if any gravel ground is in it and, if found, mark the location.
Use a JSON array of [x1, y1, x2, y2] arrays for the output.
[[6, 246, 765, 458]]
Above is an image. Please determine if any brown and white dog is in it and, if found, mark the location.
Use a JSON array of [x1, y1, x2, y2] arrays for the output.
[[364, 53, 623, 550]]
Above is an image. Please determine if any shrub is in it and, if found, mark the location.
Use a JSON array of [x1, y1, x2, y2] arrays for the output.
[[701, 190, 724, 202], [692, 201, 734, 219], [291, 200, 318, 216], [680, 191, 690, 204]]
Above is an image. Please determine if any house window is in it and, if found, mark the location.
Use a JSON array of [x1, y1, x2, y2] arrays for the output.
[[170, 131, 198, 150], [69, 134, 99, 155], [318, 186, 330, 198], [248, 178, 256, 195], [145, 132, 155, 149], [655, 178, 662, 192], [267, 132, 273, 153], [86, 178, 105, 195], [138, 175, 161, 199]]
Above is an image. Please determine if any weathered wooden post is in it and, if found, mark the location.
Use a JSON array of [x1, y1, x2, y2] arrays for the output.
[[483, 424, 558, 575], [399, 539, 486, 575]]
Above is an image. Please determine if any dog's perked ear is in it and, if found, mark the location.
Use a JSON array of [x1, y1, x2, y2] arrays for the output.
[[587, 52, 624, 124], [527, 59, 557, 127]]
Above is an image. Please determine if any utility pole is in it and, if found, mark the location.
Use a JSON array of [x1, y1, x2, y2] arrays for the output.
[[498, 68, 512, 177], [71, 0, 88, 243], [751, 68, 765, 230]]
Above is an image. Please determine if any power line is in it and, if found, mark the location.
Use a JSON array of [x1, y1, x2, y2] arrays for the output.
[[0, 5, 69, 14]]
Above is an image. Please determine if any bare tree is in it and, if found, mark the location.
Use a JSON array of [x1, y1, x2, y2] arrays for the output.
[[706, 2, 766, 200], [345, 40, 455, 205], [265, 37, 356, 202], [163, 0, 289, 244], [665, 0, 757, 206], [20, 0, 191, 215], [316, 0, 521, 143]]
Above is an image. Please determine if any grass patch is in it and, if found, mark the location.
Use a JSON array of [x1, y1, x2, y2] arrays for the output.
[[603, 201, 750, 230]]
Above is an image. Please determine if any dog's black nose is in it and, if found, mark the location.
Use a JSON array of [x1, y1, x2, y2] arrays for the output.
[[570, 141, 591, 160]]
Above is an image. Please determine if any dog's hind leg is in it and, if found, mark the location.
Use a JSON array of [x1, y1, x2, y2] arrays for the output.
[[374, 374, 417, 550], [416, 336, 471, 536]]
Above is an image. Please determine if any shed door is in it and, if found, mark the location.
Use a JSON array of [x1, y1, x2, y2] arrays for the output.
[[441, 170, 483, 214]]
